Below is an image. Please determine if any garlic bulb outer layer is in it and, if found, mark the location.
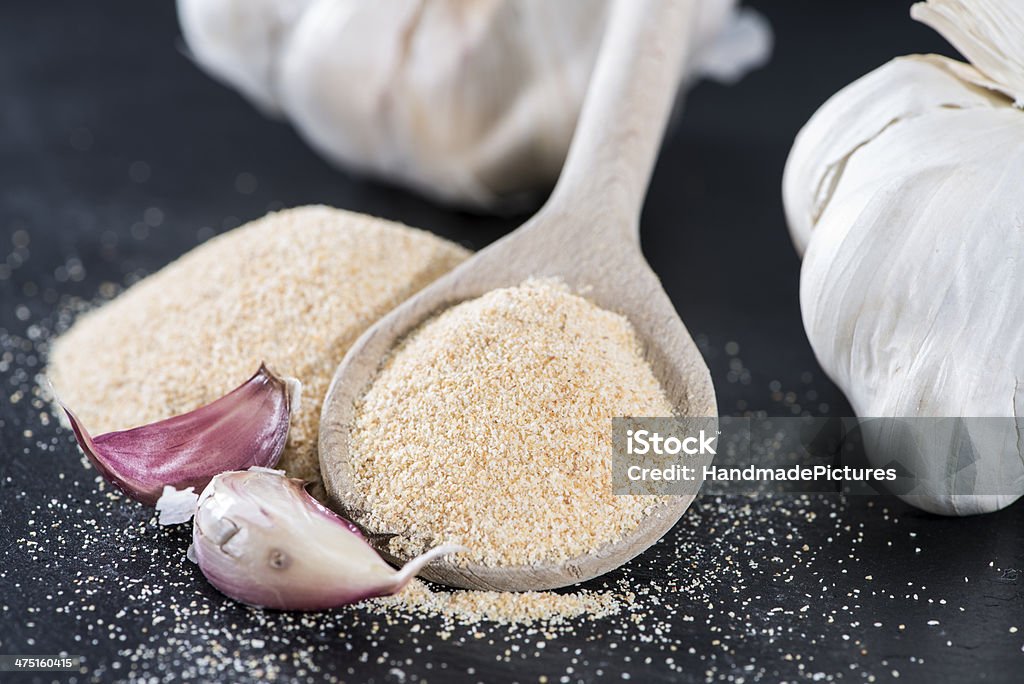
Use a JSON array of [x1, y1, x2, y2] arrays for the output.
[[782, 0, 1024, 516], [177, 0, 771, 209], [177, 0, 315, 115], [782, 56, 1006, 256], [910, 0, 1024, 107]]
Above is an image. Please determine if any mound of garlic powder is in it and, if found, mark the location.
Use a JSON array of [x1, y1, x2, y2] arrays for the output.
[[48, 206, 469, 493], [348, 279, 673, 567]]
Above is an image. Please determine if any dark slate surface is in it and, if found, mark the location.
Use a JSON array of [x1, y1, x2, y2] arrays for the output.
[[1, 1, 1021, 682]]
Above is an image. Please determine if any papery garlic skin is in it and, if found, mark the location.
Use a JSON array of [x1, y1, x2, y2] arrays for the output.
[[783, 9, 1024, 515], [191, 468, 462, 611], [156, 485, 200, 525], [177, 0, 771, 209], [783, 56, 1007, 255], [910, 0, 1024, 107]]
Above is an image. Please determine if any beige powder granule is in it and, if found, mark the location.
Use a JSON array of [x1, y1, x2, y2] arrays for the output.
[[348, 279, 673, 567], [48, 205, 468, 492], [369, 579, 628, 625]]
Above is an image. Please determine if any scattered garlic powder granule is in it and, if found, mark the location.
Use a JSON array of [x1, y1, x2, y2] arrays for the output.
[[348, 279, 673, 567], [48, 205, 468, 493], [369, 580, 628, 625]]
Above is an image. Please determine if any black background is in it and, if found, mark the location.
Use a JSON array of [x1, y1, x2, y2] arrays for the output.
[[1, 1, 1022, 682]]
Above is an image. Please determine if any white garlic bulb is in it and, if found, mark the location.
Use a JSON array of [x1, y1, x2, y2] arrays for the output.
[[783, 0, 1024, 516], [178, 0, 770, 209]]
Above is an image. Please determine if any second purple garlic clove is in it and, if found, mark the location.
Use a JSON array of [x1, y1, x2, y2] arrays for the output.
[[190, 468, 465, 611], [57, 363, 300, 506]]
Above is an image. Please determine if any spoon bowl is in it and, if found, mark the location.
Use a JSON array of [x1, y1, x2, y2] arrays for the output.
[[320, 0, 717, 591]]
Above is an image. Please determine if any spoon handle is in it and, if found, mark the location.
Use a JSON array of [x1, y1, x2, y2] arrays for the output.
[[544, 0, 699, 244]]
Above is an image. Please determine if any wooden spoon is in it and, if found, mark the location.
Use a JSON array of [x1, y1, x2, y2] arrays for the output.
[[320, 0, 717, 591]]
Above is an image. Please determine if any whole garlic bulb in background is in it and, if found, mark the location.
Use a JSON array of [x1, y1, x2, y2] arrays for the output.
[[178, 0, 770, 210], [783, 0, 1024, 516]]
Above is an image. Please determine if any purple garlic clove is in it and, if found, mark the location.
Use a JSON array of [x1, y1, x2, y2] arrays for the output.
[[57, 364, 300, 506], [190, 468, 463, 611]]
